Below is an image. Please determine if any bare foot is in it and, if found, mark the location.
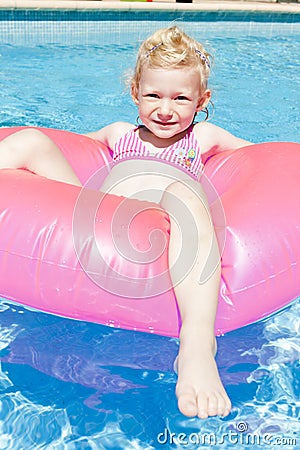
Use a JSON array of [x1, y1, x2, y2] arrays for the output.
[[174, 338, 231, 419]]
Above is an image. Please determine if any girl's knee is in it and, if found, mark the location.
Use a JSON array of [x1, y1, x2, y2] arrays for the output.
[[161, 180, 213, 239], [15, 128, 48, 145], [5, 128, 56, 169], [161, 179, 208, 208], [18, 129, 57, 159]]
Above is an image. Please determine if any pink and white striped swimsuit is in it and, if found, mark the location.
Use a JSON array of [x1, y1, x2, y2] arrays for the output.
[[113, 125, 203, 180]]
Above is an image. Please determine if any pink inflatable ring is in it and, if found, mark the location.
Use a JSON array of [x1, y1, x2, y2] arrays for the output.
[[0, 127, 299, 337]]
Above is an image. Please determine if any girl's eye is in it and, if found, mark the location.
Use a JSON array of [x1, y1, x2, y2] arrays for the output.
[[176, 96, 189, 101], [145, 93, 159, 99]]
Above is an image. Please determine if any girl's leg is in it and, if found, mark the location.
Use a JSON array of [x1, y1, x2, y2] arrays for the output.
[[160, 180, 231, 419], [0, 129, 81, 186]]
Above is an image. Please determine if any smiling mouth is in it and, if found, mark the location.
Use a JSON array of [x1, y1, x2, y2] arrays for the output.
[[154, 120, 176, 126]]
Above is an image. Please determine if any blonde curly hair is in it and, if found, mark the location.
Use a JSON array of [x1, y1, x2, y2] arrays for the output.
[[131, 26, 211, 97]]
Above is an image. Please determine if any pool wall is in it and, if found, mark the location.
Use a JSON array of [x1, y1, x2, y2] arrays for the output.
[[0, 7, 300, 45]]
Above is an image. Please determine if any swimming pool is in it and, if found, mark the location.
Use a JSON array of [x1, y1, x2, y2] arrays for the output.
[[0, 8, 299, 449]]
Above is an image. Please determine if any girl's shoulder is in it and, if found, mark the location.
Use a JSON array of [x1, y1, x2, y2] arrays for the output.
[[193, 121, 219, 140], [109, 121, 136, 136], [192, 121, 222, 154], [86, 121, 135, 149], [193, 121, 252, 154], [107, 122, 136, 150]]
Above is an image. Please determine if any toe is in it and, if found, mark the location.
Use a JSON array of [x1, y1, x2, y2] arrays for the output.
[[207, 392, 219, 417], [216, 394, 226, 416], [222, 401, 232, 417], [178, 393, 198, 417], [218, 393, 232, 417], [196, 392, 209, 419]]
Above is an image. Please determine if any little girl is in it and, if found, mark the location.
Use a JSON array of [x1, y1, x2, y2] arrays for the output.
[[0, 26, 251, 419]]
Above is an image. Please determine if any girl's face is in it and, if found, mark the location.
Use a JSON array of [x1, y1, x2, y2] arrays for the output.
[[132, 66, 210, 140]]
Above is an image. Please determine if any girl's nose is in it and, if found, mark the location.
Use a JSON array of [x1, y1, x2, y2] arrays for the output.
[[158, 99, 173, 118]]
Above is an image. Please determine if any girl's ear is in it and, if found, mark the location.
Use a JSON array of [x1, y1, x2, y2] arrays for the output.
[[196, 89, 211, 112], [131, 82, 139, 106]]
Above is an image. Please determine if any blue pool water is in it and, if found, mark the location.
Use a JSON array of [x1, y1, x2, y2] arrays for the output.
[[0, 11, 300, 449]]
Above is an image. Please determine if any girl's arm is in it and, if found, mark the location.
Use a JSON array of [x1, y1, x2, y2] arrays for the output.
[[194, 121, 253, 161]]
